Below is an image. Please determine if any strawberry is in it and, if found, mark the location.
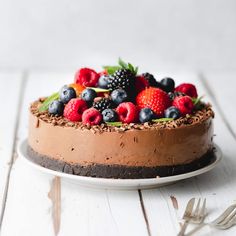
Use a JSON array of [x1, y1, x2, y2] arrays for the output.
[[175, 83, 198, 98], [74, 68, 99, 87], [135, 75, 149, 93], [136, 88, 171, 117], [173, 96, 194, 115]]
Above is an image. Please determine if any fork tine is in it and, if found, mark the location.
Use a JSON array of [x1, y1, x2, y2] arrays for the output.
[[211, 204, 236, 225], [193, 198, 201, 217], [216, 212, 236, 230], [199, 198, 206, 218], [216, 209, 236, 227]]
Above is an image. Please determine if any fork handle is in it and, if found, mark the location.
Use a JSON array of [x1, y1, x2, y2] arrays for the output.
[[177, 220, 190, 236]]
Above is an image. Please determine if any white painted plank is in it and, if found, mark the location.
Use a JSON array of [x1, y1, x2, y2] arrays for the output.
[[0, 72, 23, 219], [141, 72, 236, 236], [1, 72, 149, 236]]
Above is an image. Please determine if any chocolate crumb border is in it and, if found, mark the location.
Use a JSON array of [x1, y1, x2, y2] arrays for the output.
[[30, 99, 214, 133]]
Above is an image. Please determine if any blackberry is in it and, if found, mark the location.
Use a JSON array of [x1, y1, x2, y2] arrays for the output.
[[93, 98, 113, 112], [168, 91, 185, 100], [107, 69, 135, 91], [142, 73, 161, 87]]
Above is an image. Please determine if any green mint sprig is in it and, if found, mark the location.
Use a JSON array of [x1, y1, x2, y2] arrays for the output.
[[105, 122, 123, 127], [87, 87, 111, 93], [192, 95, 205, 110], [103, 58, 138, 75], [152, 118, 174, 123], [38, 92, 59, 112]]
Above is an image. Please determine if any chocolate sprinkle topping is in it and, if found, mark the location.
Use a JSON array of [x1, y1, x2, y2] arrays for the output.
[[31, 99, 214, 133]]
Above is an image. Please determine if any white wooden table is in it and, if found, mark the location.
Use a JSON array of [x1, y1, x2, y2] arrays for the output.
[[0, 70, 236, 236]]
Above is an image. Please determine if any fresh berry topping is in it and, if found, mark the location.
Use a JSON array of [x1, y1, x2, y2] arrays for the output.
[[107, 69, 135, 91], [135, 76, 149, 93], [93, 98, 113, 112], [98, 70, 108, 77], [164, 106, 181, 119], [142, 73, 160, 87], [64, 98, 88, 122], [116, 102, 138, 124], [139, 108, 154, 123], [175, 83, 198, 98], [102, 109, 118, 122], [59, 86, 76, 104], [48, 100, 64, 116], [136, 88, 171, 117], [69, 83, 85, 97], [74, 68, 99, 87], [81, 88, 97, 105], [168, 91, 185, 100], [173, 96, 194, 115], [160, 77, 175, 93], [98, 75, 110, 89], [82, 108, 102, 125], [111, 88, 128, 105]]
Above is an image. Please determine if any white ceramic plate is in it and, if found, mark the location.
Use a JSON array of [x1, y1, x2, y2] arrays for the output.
[[18, 139, 222, 190]]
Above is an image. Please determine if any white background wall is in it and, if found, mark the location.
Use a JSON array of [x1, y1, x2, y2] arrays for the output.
[[0, 0, 236, 71]]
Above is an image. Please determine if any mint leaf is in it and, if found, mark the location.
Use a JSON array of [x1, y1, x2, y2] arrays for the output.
[[118, 58, 128, 69], [192, 95, 205, 110], [87, 87, 111, 93], [152, 118, 174, 122], [39, 92, 59, 112], [103, 66, 121, 75], [106, 122, 123, 127]]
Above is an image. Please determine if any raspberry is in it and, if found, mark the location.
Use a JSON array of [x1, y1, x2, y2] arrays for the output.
[[69, 83, 85, 97], [135, 76, 149, 93], [82, 108, 102, 125], [74, 68, 99, 87], [136, 88, 171, 117], [175, 83, 198, 98], [173, 96, 194, 115], [64, 98, 88, 122], [116, 102, 138, 124]]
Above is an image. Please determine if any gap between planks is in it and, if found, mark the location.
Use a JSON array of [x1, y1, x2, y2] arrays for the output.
[[0, 72, 28, 232], [138, 190, 152, 236]]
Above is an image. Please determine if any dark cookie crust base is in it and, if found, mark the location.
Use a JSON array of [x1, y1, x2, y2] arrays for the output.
[[27, 145, 216, 179]]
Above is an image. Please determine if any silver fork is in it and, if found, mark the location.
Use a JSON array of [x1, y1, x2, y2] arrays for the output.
[[186, 204, 236, 235], [177, 198, 206, 236], [210, 204, 236, 229]]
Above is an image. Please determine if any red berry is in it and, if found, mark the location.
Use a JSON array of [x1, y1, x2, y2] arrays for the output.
[[64, 98, 88, 122], [175, 83, 198, 98], [135, 76, 149, 93], [82, 108, 102, 125], [173, 96, 194, 115], [136, 88, 171, 117], [116, 102, 138, 124], [74, 68, 99, 87]]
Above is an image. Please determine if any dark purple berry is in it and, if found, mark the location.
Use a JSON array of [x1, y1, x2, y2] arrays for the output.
[[139, 108, 154, 123], [59, 86, 76, 104], [48, 100, 64, 116], [98, 75, 110, 89], [102, 109, 118, 122], [164, 106, 181, 119], [111, 88, 128, 105], [81, 88, 97, 105], [160, 77, 175, 93]]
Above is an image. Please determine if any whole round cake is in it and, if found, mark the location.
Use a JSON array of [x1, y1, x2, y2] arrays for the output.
[[27, 59, 215, 179]]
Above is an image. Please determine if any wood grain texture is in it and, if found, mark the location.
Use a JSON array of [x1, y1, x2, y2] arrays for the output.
[[48, 177, 61, 236]]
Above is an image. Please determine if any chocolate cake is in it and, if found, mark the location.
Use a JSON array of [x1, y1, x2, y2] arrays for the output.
[[27, 59, 215, 179]]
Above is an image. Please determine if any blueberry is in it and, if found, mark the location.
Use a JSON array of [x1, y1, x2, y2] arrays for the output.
[[164, 106, 181, 119], [111, 89, 128, 105], [102, 109, 118, 122], [81, 88, 97, 105], [139, 108, 154, 123], [160, 77, 175, 93], [59, 86, 76, 104], [98, 75, 110, 89], [48, 100, 64, 116]]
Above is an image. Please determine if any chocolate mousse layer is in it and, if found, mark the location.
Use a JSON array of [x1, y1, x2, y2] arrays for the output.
[[28, 101, 214, 178]]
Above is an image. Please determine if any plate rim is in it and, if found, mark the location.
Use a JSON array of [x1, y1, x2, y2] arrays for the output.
[[17, 139, 222, 188]]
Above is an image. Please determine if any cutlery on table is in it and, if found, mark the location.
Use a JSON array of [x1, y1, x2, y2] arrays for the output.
[[177, 198, 206, 236]]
